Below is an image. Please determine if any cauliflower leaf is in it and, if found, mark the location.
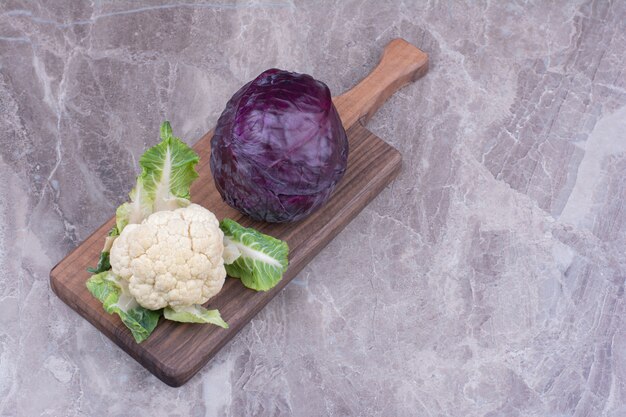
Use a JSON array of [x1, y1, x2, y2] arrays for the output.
[[164, 305, 228, 328], [87, 226, 119, 274], [139, 121, 199, 212], [86, 271, 161, 343], [115, 178, 153, 232], [115, 121, 198, 234], [220, 219, 289, 291]]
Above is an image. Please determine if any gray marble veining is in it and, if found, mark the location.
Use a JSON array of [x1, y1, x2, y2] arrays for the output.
[[1, 1, 625, 416]]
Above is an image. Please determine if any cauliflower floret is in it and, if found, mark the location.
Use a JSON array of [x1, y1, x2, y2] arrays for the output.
[[110, 203, 226, 310]]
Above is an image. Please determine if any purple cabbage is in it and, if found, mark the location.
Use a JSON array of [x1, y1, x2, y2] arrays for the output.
[[210, 69, 349, 223]]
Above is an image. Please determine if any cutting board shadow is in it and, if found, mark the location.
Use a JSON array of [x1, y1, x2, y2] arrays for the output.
[[50, 38, 428, 387]]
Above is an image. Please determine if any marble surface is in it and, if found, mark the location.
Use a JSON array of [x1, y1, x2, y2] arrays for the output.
[[1, 0, 625, 416]]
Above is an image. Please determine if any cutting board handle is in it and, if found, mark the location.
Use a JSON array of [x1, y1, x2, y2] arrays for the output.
[[334, 38, 429, 128]]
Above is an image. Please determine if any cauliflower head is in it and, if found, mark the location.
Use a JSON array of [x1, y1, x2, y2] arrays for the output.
[[110, 203, 226, 310]]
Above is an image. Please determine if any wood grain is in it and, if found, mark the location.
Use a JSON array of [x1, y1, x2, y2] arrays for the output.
[[50, 39, 428, 387]]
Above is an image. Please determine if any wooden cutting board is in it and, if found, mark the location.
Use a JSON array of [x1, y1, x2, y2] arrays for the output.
[[50, 39, 428, 387]]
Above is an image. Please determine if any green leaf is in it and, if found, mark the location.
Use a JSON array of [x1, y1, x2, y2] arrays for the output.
[[87, 252, 110, 274], [222, 242, 241, 265], [164, 305, 228, 328], [219, 219, 289, 291], [114, 122, 197, 233], [160, 120, 173, 139], [115, 178, 153, 233], [139, 121, 199, 212], [87, 226, 119, 274], [86, 271, 161, 343]]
